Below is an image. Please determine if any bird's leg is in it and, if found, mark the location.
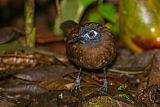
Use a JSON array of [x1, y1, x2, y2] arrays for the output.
[[98, 67, 108, 95], [74, 68, 82, 93]]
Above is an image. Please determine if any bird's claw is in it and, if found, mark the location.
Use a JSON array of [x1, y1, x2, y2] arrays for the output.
[[73, 75, 81, 93], [98, 79, 108, 95]]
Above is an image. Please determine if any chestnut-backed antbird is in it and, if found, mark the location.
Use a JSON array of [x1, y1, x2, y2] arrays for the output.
[[61, 21, 116, 94]]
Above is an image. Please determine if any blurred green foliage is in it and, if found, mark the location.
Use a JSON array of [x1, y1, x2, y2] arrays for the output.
[[81, 0, 96, 8], [88, 12, 103, 23], [54, 0, 119, 35], [117, 85, 126, 91], [88, 2, 119, 34], [119, 0, 160, 52], [0, 0, 119, 51], [98, 3, 116, 23], [117, 93, 134, 104], [53, 0, 95, 35]]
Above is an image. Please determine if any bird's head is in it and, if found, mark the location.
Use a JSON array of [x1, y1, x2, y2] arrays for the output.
[[68, 28, 101, 44]]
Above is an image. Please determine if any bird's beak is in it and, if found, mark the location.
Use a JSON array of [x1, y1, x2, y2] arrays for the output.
[[67, 36, 83, 44]]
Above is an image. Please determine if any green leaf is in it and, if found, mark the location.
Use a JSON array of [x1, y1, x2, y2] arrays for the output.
[[117, 85, 126, 91], [81, 0, 95, 8], [88, 12, 103, 23], [105, 23, 119, 35], [110, 23, 119, 34], [60, 0, 81, 22], [98, 3, 116, 23], [117, 94, 134, 104]]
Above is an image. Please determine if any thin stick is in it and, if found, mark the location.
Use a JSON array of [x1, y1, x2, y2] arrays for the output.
[[25, 0, 36, 47], [108, 68, 144, 75], [56, 0, 61, 18]]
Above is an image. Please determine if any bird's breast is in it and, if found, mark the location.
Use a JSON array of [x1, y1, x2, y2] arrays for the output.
[[66, 41, 114, 69]]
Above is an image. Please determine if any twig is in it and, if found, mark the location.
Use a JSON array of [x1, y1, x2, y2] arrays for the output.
[[56, 0, 61, 18], [108, 68, 144, 75]]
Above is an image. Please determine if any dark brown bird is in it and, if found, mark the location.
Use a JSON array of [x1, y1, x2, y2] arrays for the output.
[[61, 21, 116, 93]]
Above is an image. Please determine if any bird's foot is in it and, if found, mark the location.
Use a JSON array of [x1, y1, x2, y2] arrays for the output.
[[72, 68, 82, 93], [98, 79, 108, 95], [74, 75, 81, 93]]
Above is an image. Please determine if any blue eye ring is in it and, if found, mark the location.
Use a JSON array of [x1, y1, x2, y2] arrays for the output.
[[81, 29, 101, 42], [84, 29, 99, 39], [67, 29, 101, 44]]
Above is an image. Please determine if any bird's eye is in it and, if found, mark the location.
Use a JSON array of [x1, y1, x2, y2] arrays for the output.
[[78, 29, 101, 43], [88, 31, 95, 37], [85, 30, 99, 39]]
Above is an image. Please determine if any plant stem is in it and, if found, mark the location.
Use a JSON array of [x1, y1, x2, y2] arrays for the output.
[[25, 0, 36, 48], [53, 0, 62, 35]]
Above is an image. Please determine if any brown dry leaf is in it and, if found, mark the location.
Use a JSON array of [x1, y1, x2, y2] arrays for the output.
[[39, 77, 75, 90], [83, 96, 135, 107], [36, 34, 66, 54], [0, 51, 57, 71], [80, 87, 98, 98], [2, 84, 47, 95], [0, 27, 24, 44], [38, 71, 101, 95], [0, 101, 15, 107], [148, 51, 160, 86], [38, 72, 98, 91], [137, 50, 160, 90], [36, 35, 64, 44], [112, 49, 158, 72], [0, 77, 47, 95], [0, 90, 80, 107], [14, 65, 77, 82], [137, 85, 160, 107]]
